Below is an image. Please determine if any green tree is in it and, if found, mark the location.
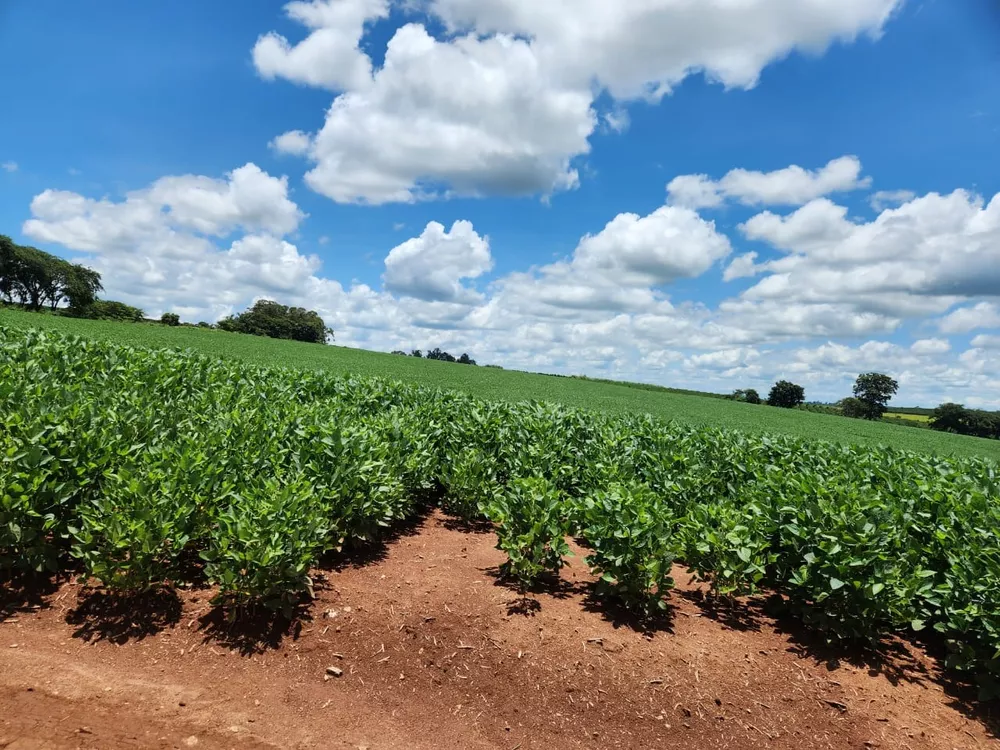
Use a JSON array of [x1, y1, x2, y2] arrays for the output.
[[839, 397, 866, 419], [0, 235, 102, 311], [852, 372, 899, 420], [161, 312, 181, 326], [732, 388, 761, 404], [217, 299, 332, 344], [767, 380, 805, 409]]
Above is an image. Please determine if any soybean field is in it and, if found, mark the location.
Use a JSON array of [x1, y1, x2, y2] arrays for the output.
[[3, 324, 1000, 696]]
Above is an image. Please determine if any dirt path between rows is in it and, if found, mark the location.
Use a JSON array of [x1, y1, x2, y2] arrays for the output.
[[1, 510, 996, 749]]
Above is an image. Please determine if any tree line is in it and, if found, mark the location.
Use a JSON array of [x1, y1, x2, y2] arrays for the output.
[[392, 348, 477, 365], [930, 403, 1000, 440], [1, 235, 102, 312], [732, 373, 900, 418]]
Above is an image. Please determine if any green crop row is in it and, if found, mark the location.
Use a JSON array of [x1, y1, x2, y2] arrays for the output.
[[1, 325, 999, 695]]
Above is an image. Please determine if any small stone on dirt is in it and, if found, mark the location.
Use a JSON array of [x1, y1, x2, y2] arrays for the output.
[[182, 736, 199, 747], [326, 666, 344, 678]]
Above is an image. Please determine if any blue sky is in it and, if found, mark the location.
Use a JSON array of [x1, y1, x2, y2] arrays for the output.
[[2, 0, 999, 406]]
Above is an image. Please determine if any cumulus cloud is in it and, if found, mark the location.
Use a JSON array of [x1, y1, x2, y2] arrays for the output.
[[668, 156, 870, 209], [938, 303, 1000, 334], [270, 130, 313, 156], [911, 338, 951, 356], [971, 334, 1000, 350], [252, 0, 388, 90], [21, 156, 1000, 407], [486, 205, 732, 322], [869, 189, 916, 211], [25, 163, 304, 251], [383, 220, 492, 304], [430, 0, 901, 97], [723, 252, 759, 282], [736, 190, 1000, 322], [254, 0, 901, 204]]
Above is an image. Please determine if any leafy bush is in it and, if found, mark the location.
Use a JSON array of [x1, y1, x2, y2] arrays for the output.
[[201, 477, 333, 618], [576, 482, 676, 613], [160, 312, 180, 326], [485, 476, 570, 588], [67, 299, 145, 322]]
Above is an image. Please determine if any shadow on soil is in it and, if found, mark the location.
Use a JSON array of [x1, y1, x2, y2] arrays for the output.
[[67, 587, 183, 644], [483, 566, 583, 616], [580, 586, 676, 636], [680, 587, 1000, 739], [200, 500, 438, 656], [197, 594, 317, 656], [441, 516, 495, 535], [0, 571, 64, 623], [320, 499, 437, 573]]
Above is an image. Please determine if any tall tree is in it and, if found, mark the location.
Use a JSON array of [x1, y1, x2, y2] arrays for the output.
[[767, 380, 805, 408], [852, 372, 899, 420]]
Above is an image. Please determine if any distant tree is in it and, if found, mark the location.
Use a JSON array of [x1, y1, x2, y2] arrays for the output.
[[839, 397, 867, 419], [426, 348, 457, 362], [457, 353, 477, 366], [196, 321, 212, 328], [767, 380, 805, 409], [217, 299, 332, 344], [410, 349, 423, 358], [67, 299, 144, 322], [930, 403, 1000, 440], [390, 350, 407, 356], [160, 312, 181, 326], [852, 372, 899, 420], [930, 403, 971, 434], [62, 266, 103, 310], [731, 388, 761, 404]]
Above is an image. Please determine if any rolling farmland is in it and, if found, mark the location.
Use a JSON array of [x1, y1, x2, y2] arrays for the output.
[[0, 307, 996, 461], [3, 322, 1000, 700]]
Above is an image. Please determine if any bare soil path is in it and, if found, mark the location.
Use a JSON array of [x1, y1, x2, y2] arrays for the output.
[[1, 511, 995, 749]]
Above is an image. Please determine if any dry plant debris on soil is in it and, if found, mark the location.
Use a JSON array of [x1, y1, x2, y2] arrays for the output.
[[1, 511, 995, 750]]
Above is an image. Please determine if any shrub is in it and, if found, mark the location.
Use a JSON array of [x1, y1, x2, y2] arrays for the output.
[[576, 482, 676, 613], [160, 312, 180, 326], [485, 476, 571, 589], [68, 299, 145, 322]]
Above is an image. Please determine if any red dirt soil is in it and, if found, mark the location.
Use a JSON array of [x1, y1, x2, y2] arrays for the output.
[[1, 510, 996, 750]]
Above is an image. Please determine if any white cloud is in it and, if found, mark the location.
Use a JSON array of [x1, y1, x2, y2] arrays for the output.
[[736, 190, 1000, 322], [256, 1, 902, 204], [971, 334, 1000, 350], [668, 156, 870, 209], [252, 0, 388, 91], [25, 163, 304, 253], [430, 0, 901, 97], [20, 157, 1000, 408], [723, 252, 759, 282], [2, 161, 17, 173], [383, 220, 492, 303], [869, 189, 915, 211], [911, 338, 951, 356], [284, 25, 595, 204], [486, 205, 731, 322], [270, 130, 313, 156], [938, 303, 1000, 334], [22, 164, 313, 320]]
